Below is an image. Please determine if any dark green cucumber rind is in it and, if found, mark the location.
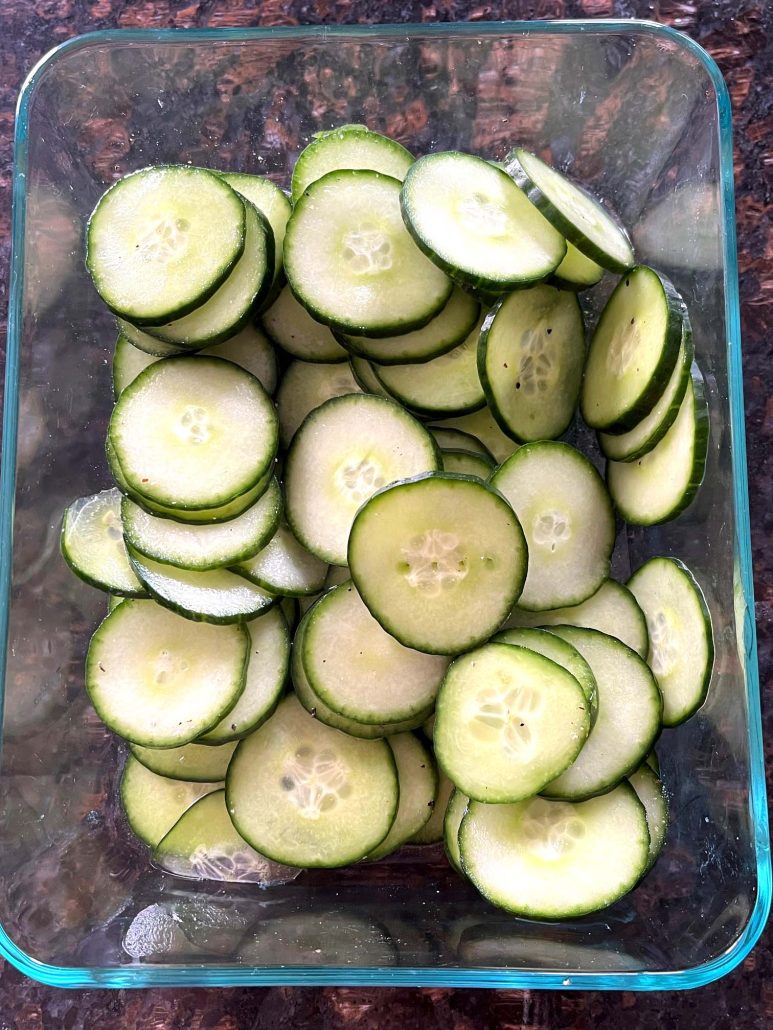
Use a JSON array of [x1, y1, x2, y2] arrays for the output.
[[60, 521, 147, 599], [229, 544, 327, 597], [549, 264, 605, 292], [645, 750, 660, 775], [505, 148, 635, 274], [428, 427, 495, 461], [367, 734, 438, 859], [86, 166, 246, 325], [606, 363, 710, 526], [348, 357, 393, 397], [629, 763, 669, 874], [117, 319, 196, 356], [441, 448, 495, 476], [581, 266, 685, 432], [443, 789, 468, 873], [372, 368, 487, 419], [280, 596, 300, 632], [291, 127, 413, 204]]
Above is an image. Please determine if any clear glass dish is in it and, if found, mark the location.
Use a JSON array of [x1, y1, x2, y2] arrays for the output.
[[1, 20, 768, 990]]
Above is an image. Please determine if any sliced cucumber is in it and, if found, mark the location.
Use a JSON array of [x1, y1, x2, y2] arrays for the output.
[[61, 488, 146, 596], [478, 284, 584, 442], [113, 334, 159, 397], [628, 556, 714, 726], [121, 478, 282, 571], [443, 789, 469, 872], [233, 523, 328, 597], [302, 582, 448, 724], [540, 627, 662, 801], [409, 772, 454, 845], [492, 627, 597, 718], [117, 318, 188, 357], [85, 600, 248, 747], [552, 241, 605, 290], [607, 363, 709, 525], [226, 695, 399, 867], [291, 124, 413, 203], [628, 762, 669, 872], [459, 784, 649, 919], [107, 594, 125, 612], [323, 564, 351, 590], [368, 733, 438, 860], [349, 356, 393, 398], [441, 449, 493, 478], [286, 393, 440, 566], [109, 356, 277, 511], [490, 442, 615, 611], [401, 152, 566, 293], [502, 579, 649, 659], [200, 323, 278, 395], [505, 148, 635, 273], [276, 359, 362, 449], [429, 427, 493, 460], [421, 713, 435, 741], [86, 166, 246, 324], [220, 172, 291, 286], [348, 473, 527, 655], [432, 408, 518, 464], [373, 316, 486, 417], [434, 643, 590, 803], [280, 596, 300, 631], [580, 266, 683, 432], [262, 283, 349, 363], [285, 169, 451, 336], [120, 756, 221, 848], [129, 739, 238, 782], [646, 750, 660, 776]]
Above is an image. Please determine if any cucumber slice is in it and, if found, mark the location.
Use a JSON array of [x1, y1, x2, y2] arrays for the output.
[[599, 318, 694, 462], [121, 478, 282, 571], [154, 789, 299, 883], [130, 739, 238, 782], [478, 284, 585, 442], [348, 473, 527, 655], [400, 152, 566, 293], [628, 762, 669, 872], [441, 449, 493, 479], [429, 427, 493, 460], [226, 695, 399, 867], [459, 784, 649, 919], [368, 733, 438, 860], [113, 334, 159, 397], [503, 580, 649, 659], [262, 283, 348, 363], [107, 594, 125, 612], [443, 789, 469, 872], [200, 323, 278, 395], [323, 564, 351, 590], [291, 125, 413, 203], [433, 408, 518, 464], [373, 316, 486, 417], [421, 713, 435, 741], [434, 643, 590, 803], [492, 627, 598, 719], [86, 166, 246, 324], [280, 596, 300, 631], [285, 169, 452, 336], [540, 627, 662, 801], [607, 364, 709, 525], [198, 608, 290, 743], [120, 756, 222, 848], [233, 523, 328, 596], [144, 202, 272, 347], [490, 442, 615, 611], [349, 356, 393, 398], [286, 393, 440, 565], [128, 548, 277, 624], [117, 318, 188, 357], [628, 556, 714, 726], [276, 360, 363, 449], [109, 356, 277, 511], [86, 600, 248, 747], [61, 488, 146, 596], [580, 266, 683, 432], [409, 772, 454, 845], [505, 148, 635, 273], [339, 288, 480, 366], [302, 582, 448, 724], [552, 241, 605, 290], [645, 750, 660, 776], [220, 172, 291, 285]]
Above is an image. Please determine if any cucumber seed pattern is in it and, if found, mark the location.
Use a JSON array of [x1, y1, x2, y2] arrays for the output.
[[280, 745, 352, 818]]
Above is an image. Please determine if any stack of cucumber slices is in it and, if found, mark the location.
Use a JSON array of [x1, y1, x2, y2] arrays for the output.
[[61, 125, 715, 920]]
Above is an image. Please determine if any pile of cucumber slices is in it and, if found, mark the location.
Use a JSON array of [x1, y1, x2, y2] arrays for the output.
[[60, 124, 714, 920]]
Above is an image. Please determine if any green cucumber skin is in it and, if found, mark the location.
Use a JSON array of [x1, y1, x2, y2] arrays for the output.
[[60, 529, 147, 599], [372, 368, 487, 420]]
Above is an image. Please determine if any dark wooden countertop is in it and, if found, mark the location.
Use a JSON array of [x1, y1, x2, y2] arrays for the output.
[[0, 1, 771, 1026]]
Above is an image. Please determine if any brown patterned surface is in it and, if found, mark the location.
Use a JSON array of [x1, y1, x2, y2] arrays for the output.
[[0, 1, 771, 1027]]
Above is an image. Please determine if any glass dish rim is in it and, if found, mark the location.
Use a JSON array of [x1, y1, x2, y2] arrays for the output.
[[1, 18, 768, 991]]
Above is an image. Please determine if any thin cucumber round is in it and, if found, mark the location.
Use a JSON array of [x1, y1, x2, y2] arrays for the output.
[[200, 323, 278, 395], [429, 427, 493, 460], [220, 172, 291, 286], [348, 473, 528, 655], [432, 408, 518, 464], [262, 283, 349, 363], [120, 756, 222, 848], [443, 789, 469, 872], [107, 594, 125, 612], [552, 241, 605, 290], [646, 750, 660, 776], [276, 360, 362, 449], [490, 441, 615, 611], [628, 762, 669, 872], [85, 600, 248, 747], [367, 733, 438, 860], [233, 522, 328, 597], [117, 318, 188, 357], [130, 739, 238, 782], [280, 596, 300, 631], [226, 695, 399, 867], [409, 772, 454, 845], [492, 627, 598, 719], [291, 124, 413, 203], [628, 556, 714, 726], [61, 488, 146, 596], [119, 465, 275, 527], [349, 356, 393, 398], [441, 449, 494, 478], [113, 334, 159, 398]]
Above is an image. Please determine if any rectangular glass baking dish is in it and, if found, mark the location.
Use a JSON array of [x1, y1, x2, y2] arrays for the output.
[[1, 20, 768, 990]]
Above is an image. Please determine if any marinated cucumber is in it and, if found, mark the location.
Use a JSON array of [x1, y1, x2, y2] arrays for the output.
[[368, 733, 438, 860], [478, 284, 585, 442], [233, 522, 328, 596], [220, 172, 291, 286], [113, 334, 159, 397], [490, 442, 615, 611], [109, 357, 277, 511], [291, 124, 413, 203], [441, 449, 494, 478], [276, 360, 362, 448], [429, 427, 493, 460], [86, 600, 248, 747], [552, 241, 605, 290], [443, 789, 469, 872], [200, 324, 278, 395], [434, 643, 590, 803], [262, 283, 348, 363], [628, 762, 669, 872], [409, 772, 454, 845], [120, 756, 222, 848], [61, 488, 146, 596], [86, 166, 246, 324], [117, 317, 188, 357], [581, 266, 684, 432], [459, 784, 649, 919], [628, 556, 714, 725], [226, 695, 399, 867], [607, 364, 709, 525], [492, 627, 597, 718], [121, 477, 282, 571], [505, 148, 635, 273], [348, 473, 527, 655], [285, 394, 440, 566], [302, 582, 448, 724], [401, 153, 566, 292], [432, 408, 518, 464], [130, 739, 238, 782], [540, 627, 662, 801], [349, 356, 393, 398], [285, 170, 452, 336]]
